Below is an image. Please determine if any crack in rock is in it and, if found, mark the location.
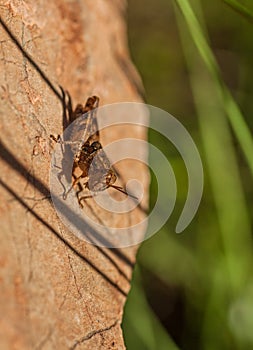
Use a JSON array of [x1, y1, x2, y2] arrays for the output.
[[70, 319, 119, 350]]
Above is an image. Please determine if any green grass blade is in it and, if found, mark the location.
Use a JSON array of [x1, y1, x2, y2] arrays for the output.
[[223, 0, 253, 22], [174, 0, 253, 346], [123, 266, 180, 350], [174, 0, 253, 177]]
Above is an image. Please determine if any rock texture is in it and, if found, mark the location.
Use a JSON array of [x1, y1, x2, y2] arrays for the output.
[[0, 1, 148, 349]]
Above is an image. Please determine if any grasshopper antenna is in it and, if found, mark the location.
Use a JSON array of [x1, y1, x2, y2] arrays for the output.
[[110, 185, 138, 200]]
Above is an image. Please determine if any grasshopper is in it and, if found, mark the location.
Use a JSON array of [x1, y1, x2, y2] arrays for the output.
[[51, 89, 136, 207]]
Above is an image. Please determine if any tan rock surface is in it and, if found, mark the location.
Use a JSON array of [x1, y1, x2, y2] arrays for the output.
[[0, 1, 148, 349]]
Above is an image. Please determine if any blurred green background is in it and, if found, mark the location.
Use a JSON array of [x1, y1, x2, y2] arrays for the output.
[[122, 0, 253, 349]]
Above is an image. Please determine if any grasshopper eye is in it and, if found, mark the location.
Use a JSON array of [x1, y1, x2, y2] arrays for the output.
[[91, 141, 102, 151]]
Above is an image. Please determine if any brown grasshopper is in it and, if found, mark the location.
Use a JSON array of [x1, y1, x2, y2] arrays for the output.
[[51, 89, 136, 207]]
